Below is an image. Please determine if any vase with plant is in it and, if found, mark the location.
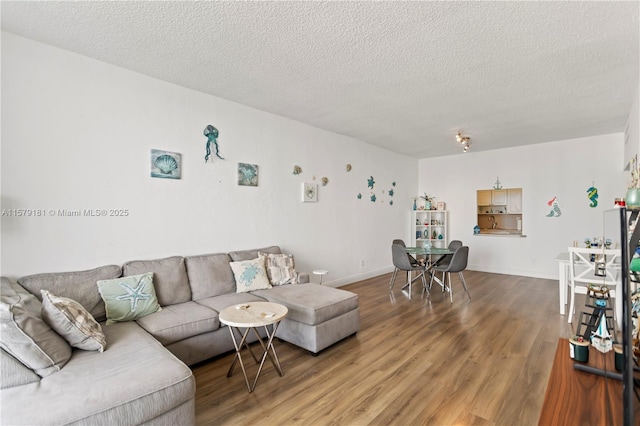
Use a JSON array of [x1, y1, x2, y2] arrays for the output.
[[420, 193, 435, 210], [627, 155, 640, 208]]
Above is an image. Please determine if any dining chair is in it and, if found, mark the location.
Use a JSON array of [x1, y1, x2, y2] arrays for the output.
[[567, 246, 620, 324], [432, 240, 463, 269], [427, 246, 470, 303], [389, 243, 427, 300], [392, 239, 420, 265]]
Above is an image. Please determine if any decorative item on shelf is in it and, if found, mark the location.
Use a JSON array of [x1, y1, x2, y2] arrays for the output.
[[627, 154, 640, 208], [420, 193, 435, 210], [456, 131, 471, 152], [423, 229, 429, 239], [416, 231, 421, 240], [412, 198, 417, 210], [203, 125, 224, 163], [605, 239, 612, 249], [493, 177, 502, 190], [432, 230, 437, 239], [584, 238, 591, 248], [473, 225, 480, 234], [436, 201, 445, 211], [569, 336, 590, 362]]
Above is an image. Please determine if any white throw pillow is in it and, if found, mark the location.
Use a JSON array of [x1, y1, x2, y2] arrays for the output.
[[230, 255, 272, 293]]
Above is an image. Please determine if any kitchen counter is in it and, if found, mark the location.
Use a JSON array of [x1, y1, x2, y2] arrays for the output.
[[475, 228, 525, 237]]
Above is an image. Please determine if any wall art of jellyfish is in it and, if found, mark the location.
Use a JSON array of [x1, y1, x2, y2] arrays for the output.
[[203, 125, 224, 163]]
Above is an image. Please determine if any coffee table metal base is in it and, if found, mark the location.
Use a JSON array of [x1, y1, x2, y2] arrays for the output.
[[226, 322, 284, 393]]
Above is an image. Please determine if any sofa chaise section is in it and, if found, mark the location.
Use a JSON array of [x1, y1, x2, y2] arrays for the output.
[[1, 320, 195, 426], [252, 283, 360, 353]]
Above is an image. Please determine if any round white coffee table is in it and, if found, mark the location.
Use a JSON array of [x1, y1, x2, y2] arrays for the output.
[[219, 302, 288, 392]]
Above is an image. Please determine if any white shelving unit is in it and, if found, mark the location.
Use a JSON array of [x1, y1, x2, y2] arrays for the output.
[[411, 210, 447, 248]]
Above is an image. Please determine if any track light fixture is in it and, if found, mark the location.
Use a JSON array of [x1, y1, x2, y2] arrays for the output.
[[456, 131, 470, 152]]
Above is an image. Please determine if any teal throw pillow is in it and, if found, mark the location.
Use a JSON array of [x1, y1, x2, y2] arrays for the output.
[[96, 272, 161, 325]]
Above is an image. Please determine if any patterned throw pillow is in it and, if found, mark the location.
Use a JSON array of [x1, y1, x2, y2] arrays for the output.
[[260, 253, 298, 285], [0, 278, 71, 377], [96, 272, 161, 325], [230, 255, 272, 293], [40, 290, 106, 352]]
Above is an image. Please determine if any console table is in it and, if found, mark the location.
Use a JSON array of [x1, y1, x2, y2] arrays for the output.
[[539, 338, 637, 425]]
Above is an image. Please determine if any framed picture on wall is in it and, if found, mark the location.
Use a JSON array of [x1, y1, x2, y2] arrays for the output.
[[437, 201, 446, 211], [151, 149, 181, 179], [302, 182, 317, 202]]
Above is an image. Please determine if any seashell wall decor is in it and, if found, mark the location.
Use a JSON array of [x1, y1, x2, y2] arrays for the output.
[[292, 165, 302, 175], [151, 149, 181, 179], [321, 177, 329, 186], [345, 164, 352, 172]]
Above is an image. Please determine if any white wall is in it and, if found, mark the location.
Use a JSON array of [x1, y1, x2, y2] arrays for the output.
[[419, 133, 626, 279], [625, 85, 640, 168], [0, 33, 417, 283]]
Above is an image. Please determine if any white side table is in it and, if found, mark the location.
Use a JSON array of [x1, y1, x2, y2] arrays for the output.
[[313, 269, 328, 284], [219, 302, 288, 392]]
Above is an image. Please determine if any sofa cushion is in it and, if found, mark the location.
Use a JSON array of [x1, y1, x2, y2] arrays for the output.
[[41, 290, 106, 352], [17, 264, 122, 323], [123, 256, 191, 306], [0, 321, 195, 426], [1, 348, 41, 388], [230, 255, 272, 293], [97, 272, 162, 325], [261, 252, 298, 285], [135, 301, 220, 346], [251, 283, 359, 326], [229, 245, 281, 261], [195, 292, 266, 325], [0, 277, 72, 377], [185, 253, 235, 300]]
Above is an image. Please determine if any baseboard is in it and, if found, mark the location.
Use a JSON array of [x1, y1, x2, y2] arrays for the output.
[[321, 266, 395, 288]]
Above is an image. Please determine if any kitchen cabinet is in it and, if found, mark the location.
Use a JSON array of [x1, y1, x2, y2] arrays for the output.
[[507, 188, 522, 213], [477, 190, 492, 206], [492, 190, 507, 205], [476, 187, 524, 236]]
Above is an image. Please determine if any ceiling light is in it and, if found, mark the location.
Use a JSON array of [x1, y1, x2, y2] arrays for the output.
[[456, 131, 471, 152]]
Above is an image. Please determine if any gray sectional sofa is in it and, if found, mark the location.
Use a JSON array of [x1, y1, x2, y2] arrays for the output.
[[1, 246, 360, 425]]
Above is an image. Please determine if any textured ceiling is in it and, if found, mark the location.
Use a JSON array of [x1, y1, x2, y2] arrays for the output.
[[1, 1, 638, 158]]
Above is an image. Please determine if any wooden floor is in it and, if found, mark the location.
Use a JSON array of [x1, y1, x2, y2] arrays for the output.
[[193, 270, 574, 425]]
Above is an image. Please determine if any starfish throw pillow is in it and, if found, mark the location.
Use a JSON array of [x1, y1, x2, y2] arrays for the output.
[[96, 272, 161, 325]]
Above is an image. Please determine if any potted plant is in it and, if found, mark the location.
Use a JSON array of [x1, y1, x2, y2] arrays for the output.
[[420, 193, 435, 210], [626, 155, 640, 208]]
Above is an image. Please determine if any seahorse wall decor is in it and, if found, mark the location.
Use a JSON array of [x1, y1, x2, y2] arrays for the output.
[[203, 125, 224, 163], [586, 185, 598, 207]]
